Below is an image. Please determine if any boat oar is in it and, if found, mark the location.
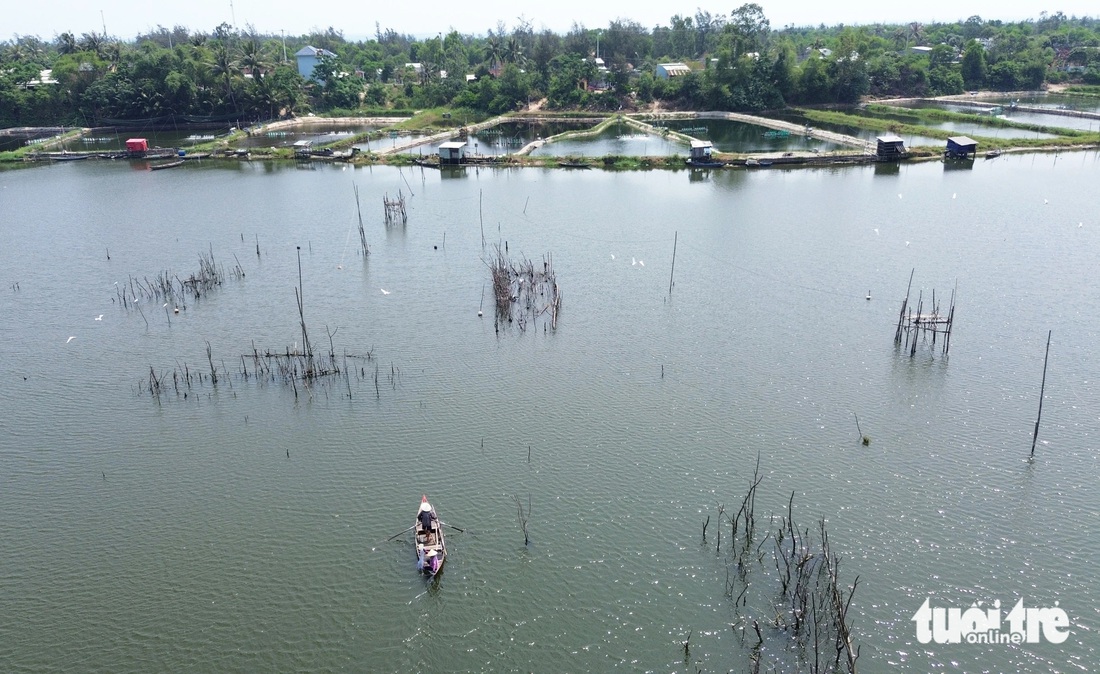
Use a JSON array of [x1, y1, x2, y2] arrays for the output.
[[387, 524, 416, 541], [439, 521, 466, 533]]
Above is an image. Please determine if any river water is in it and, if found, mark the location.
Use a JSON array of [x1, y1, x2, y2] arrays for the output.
[[2, 153, 1100, 672]]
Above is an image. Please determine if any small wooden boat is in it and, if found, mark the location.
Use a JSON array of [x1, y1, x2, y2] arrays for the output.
[[150, 160, 184, 170], [984, 149, 1003, 159], [557, 161, 590, 169], [51, 153, 90, 161], [685, 159, 724, 168], [414, 496, 446, 576]]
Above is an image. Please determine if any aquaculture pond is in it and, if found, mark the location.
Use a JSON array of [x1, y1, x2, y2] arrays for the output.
[[658, 117, 845, 153], [983, 92, 1100, 114], [914, 101, 1100, 133], [356, 132, 438, 154], [883, 102, 1063, 139], [769, 110, 944, 148], [0, 128, 69, 152], [531, 120, 685, 157], [469, 120, 598, 156], [64, 128, 232, 151], [3, 154, 1100, 674], [233, 122, 382, 149]]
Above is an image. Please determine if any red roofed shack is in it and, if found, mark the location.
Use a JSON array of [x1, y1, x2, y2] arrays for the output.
[[125, 138, 148, 155]]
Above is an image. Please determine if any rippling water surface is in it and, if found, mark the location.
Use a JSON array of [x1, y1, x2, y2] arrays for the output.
[[2, 154, 1100, 672]]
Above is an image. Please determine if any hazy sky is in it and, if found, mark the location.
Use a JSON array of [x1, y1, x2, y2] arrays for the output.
[[7, 0, 1096, 41]]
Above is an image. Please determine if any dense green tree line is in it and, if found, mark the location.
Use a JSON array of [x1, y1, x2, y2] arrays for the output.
[[2, 7, 1098, 127]]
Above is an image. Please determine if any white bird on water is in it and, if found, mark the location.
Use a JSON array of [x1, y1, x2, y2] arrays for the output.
[[94, 315, 103, 321], [610, 254, 615, 260], [873, 228, 879, 235], [66, 336, 76, 343], [380, 288, 391, 295], [631, 257, 636, 266], [638, 260, 645, 267]]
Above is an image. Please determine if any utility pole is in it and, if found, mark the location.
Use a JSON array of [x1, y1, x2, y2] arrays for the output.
[[100, 10, 107, 38], [281, 29, 287, 62]]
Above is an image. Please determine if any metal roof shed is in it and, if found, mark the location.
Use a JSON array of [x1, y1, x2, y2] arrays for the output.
[[876, 134, 906, 160], [689, 139, 714, 160], [945, 136, 978, 159], [439, 141, 466, 165]]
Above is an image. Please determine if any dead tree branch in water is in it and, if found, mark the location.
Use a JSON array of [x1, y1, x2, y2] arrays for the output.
[[513, 493, 531, 545], [710, 464, 860, 673], [354, 184, 371, 256], [383, 190, 407, 227], [485, 245, 562, 334]]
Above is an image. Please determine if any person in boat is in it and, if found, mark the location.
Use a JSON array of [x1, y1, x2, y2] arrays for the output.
[[425, 548, 440, 574], [418, 501, 438, 541]]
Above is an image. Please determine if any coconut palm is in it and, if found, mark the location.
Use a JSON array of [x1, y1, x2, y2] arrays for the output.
[[484, 36, 503, 69], [892, 28, 907, 51], [909, 22, 924, 47], [505, 36, 525, 66], [57, 32, 78, 55], [209, 44, 238, 109], [238, 38, 269, 78], [79, 32, 104, 57]]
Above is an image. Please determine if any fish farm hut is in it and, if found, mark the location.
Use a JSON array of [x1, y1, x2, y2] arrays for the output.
[[125, 138, 148, 156], [439, 141, 467, 166], [945, 136, 978, 159], [876, 135, 906, 160], [689, 140, 714, 161], [293, 139, 314, 157]]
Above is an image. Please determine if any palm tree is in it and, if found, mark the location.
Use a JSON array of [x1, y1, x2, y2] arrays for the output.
[[238, 38, 269, 78], [484, 36, 503, 70], [908, 22, 924, 47], [79, 32, 104, 57], [892, 28, 907, 51], [102, 42, 122, 71], [209, 44, 238, 110], [504, 36, 525, 66], [57, 32, 78, 55]]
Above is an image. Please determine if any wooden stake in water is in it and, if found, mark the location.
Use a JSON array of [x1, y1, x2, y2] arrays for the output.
[[1031, 330, 1052, 458], [669, 231, 678, 295]]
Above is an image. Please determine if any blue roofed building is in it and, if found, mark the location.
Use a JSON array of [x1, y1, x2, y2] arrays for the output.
[[296, 46, 338, 81]]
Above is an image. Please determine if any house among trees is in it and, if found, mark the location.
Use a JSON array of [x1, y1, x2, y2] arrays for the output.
[[655, 63, 691, 79], [296, 46, 337, 81], [24, 69, 57, 87]]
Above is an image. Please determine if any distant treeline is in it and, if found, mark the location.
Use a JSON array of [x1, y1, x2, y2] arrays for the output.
[[2, 5, 1099, 127]]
